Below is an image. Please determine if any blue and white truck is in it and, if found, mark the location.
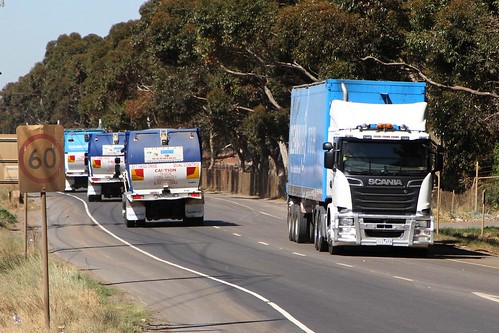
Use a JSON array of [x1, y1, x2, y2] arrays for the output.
[[86, 132, 126, 201], [64, 128, 106, 191], [122, 128, 204, 227], [287, 79, 443, 254]]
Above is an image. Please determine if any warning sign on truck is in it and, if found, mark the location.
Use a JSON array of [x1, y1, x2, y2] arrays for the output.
[[144, 146, 184, 163]]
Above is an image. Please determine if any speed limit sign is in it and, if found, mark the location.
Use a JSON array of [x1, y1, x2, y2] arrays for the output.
[[16, 125, 65, 192]]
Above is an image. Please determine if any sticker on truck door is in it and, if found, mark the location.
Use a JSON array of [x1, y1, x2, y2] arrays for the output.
[[144, 146, 183, 163]]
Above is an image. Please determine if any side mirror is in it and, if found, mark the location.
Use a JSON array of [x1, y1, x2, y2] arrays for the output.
[[323, 142, 333, 150], [324, 150, 335, 169]]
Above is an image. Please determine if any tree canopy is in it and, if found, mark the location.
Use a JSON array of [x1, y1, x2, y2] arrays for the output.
[[1, 0, 498, 191]]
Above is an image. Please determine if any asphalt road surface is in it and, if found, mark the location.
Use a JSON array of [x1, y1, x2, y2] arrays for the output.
[[40, 191, 499, 333]]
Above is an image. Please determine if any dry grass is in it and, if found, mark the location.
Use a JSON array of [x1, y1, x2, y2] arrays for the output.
[[436, 227, 499, 255], [0, 195, 151, 332]]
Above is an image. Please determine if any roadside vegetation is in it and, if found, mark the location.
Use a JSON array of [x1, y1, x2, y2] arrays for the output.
[[0, 191, 151, 332], [436, 227, 499, 255]]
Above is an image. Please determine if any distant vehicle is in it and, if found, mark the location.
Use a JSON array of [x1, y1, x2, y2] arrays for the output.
[[122, 128, 204, 227], [86, 132, 126, 201], [64, 128, 106, 191], [287, 79, 443, 254]]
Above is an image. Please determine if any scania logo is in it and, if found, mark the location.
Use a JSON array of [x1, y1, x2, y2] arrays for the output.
[[368, 178, 403, 186]]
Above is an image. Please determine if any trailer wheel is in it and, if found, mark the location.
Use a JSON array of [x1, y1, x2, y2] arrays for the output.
[[184, 216, 204, 226], [294, 208, 308, 243], [125, 218, 136, 228], [88, 194, 101, 202], [287, 204, 295, 241]]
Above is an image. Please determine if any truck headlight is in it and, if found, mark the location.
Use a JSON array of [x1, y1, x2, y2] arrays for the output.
[[339, 218, 354, 226], [415, 220, 430, 228]]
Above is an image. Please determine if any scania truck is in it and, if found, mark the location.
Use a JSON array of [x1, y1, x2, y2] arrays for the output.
[[64, 128, 106, 191], [122, 128, 204, 227], [287, 79, 443, 254], [86, 132, 126, 201]]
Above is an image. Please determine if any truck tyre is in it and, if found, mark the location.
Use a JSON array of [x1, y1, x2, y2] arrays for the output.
[[294, 209, 308, 243], [287, 204, 296, 241], [125, 218, 136, 228], [314, 207, 328, 252], [184, 216, 204, 226], [328, 242, 343, 255], [88, 194, 101, 202]]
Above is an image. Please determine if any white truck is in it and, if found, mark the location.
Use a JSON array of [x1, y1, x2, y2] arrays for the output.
[[122, 128, 204, 227], [287, 79, 443, 254], [86, 132, 126, 201], [64, 128, 106, 191]]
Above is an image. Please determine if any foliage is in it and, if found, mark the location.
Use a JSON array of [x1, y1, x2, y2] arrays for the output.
[[0, 207, 17, 227], [484, 143, 499, 209], [1, 0, 498, 189]]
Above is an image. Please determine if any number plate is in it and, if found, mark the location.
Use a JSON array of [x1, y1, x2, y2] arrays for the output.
[[376, 238, 393, 245]]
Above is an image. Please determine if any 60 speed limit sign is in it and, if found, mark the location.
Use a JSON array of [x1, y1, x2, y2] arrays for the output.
[[16, 125, 65, 193]]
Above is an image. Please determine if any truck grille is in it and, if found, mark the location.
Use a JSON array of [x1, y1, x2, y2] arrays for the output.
[[350, 186, 419, 215]]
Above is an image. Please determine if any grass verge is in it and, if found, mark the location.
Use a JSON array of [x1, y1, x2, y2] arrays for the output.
[[0, 219, 151, 332], [436, 227, 499, 254]]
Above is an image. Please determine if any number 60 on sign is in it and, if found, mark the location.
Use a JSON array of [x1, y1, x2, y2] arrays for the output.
[[16, 125, 65, 193]]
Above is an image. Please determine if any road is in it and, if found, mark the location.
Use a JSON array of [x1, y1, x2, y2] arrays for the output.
[[43, 191, 499, 333]]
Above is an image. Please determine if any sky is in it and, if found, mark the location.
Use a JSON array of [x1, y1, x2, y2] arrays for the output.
[[0, 0, 147, 90]]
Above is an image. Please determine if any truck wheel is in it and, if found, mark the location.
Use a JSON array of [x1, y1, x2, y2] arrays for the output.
[[314, 207, 328, 252], [184, 216, 204, 226], [125, 218, 136, 228], [294, 210, 308, 243], [88, 194, 101, 202], [287, 204, 296, 241], [328, 242, 343, 255]]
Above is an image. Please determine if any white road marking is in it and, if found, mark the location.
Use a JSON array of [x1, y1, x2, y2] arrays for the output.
[[393, 276, 414, 282], [233, 233, 242, 237], [211, 196, 283, 220], [213, 226, 220, 229], [447, 259, 499, 270], [336, 263, 354, 268], [473, 292, 499, 303], [259, 241, 269, 246], [64, 193, 314, 333], [292, 252, 306, 257]]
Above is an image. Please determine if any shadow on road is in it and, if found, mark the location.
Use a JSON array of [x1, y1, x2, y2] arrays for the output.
[[333, 241, 493, 260]]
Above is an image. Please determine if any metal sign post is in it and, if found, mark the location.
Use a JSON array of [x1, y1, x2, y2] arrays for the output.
[[16, 124, 65, 330]]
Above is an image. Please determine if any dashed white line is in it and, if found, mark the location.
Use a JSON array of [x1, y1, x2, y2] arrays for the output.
[[393, 276, 414, 282], [64, 193, 315, 333], [336, 263, 354, 268], [447, 259, 499, 270], [259, 241, 269, 246], [473, 292, 499, 303], [292, 252, 306, 257], [233, 233, 242, 237], [211, 196, 282, 220]]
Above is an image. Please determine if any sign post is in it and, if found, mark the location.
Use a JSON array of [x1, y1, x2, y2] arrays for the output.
[[16, 124, 64, 330]]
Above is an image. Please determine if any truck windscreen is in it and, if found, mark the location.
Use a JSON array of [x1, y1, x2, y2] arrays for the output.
[[341, 140, 430, 175]]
